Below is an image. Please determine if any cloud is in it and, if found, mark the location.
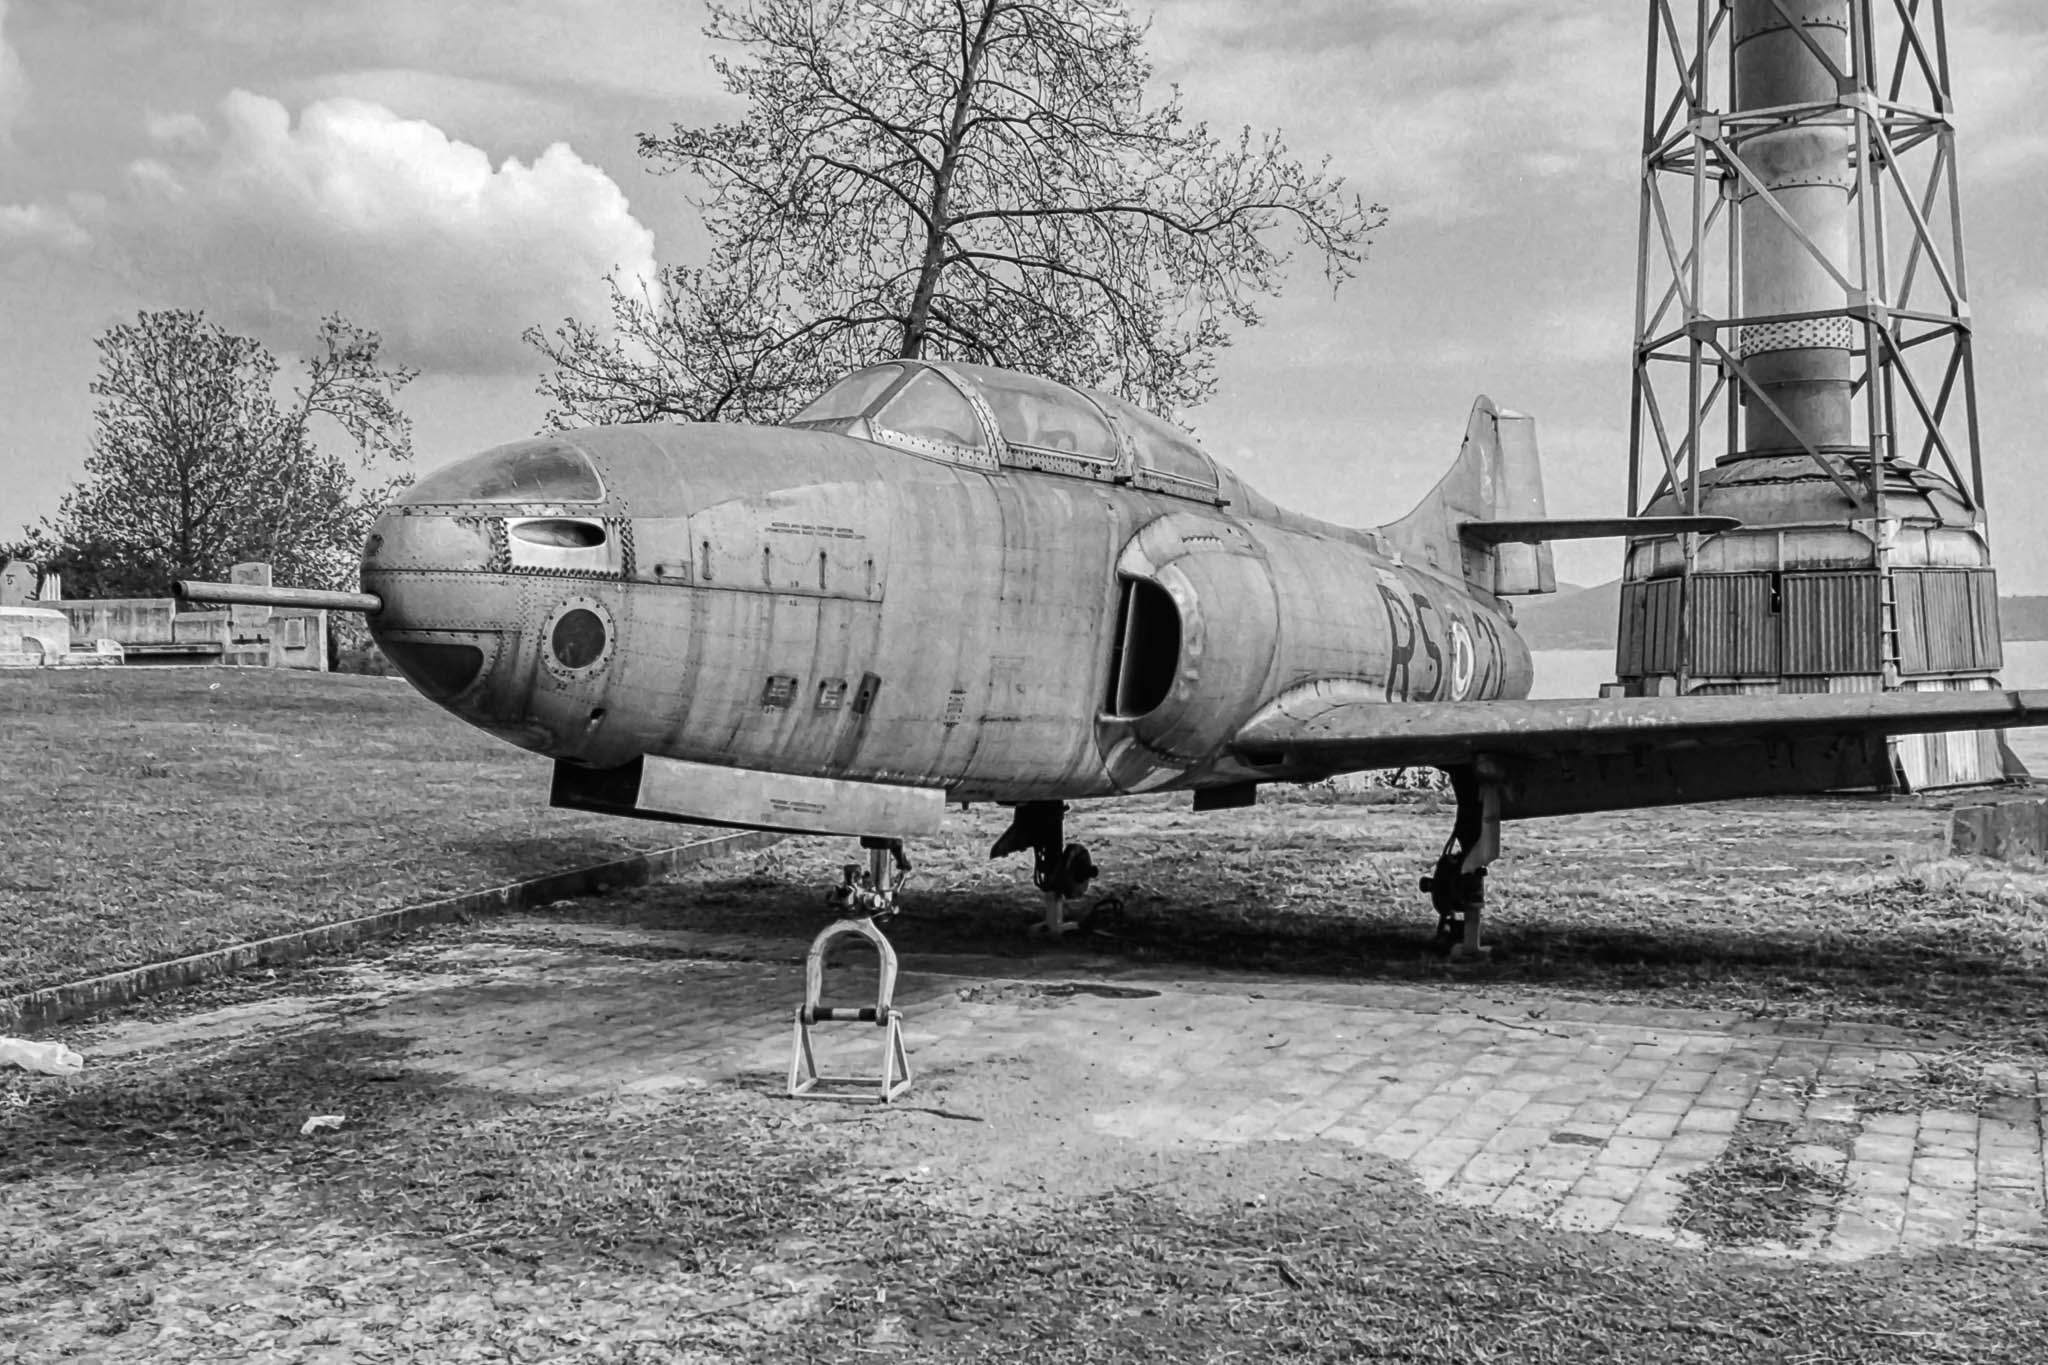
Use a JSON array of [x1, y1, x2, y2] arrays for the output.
[[1949, 12, 2048, 181], [144, 110, 210, 151], [11, 90, 655, 372], [1154, 1, 1640, 224], [1986, 287, 2048, 342], [0, 0, 27, 147], [0, 196, 99, 252]]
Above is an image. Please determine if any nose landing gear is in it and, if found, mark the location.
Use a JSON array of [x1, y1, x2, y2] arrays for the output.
[[827, 836, 913, 919], [990, 800, 1099, 935]]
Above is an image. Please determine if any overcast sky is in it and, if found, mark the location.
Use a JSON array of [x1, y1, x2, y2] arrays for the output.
[[3, 0, 2045, 590]]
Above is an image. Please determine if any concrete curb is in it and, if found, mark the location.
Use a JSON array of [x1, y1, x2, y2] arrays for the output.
[[0, 830, 782, 1034]]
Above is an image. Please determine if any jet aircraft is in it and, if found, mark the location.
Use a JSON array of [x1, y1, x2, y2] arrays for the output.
[[183, 360, 2048, 954]]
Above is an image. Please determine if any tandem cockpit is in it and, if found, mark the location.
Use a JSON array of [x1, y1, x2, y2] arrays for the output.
[[783, 360, 1226, 504]]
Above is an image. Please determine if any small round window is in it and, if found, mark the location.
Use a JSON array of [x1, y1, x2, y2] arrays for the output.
[[543, 599, 614, 677], [551, 610, 607, 669]]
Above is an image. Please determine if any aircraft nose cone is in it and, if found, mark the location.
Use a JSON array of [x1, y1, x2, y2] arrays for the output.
[[358, 509, 504, 705], [360, 510, 496, 592]]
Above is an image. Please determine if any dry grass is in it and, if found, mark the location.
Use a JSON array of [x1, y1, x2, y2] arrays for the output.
[[0, 668, 673, 996]]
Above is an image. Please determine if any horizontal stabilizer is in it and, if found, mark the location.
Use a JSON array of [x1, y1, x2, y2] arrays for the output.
[[1457, 516, 1739, 546]]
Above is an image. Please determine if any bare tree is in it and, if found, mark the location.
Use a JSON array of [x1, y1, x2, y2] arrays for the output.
[[530, 0, 1382, 426], [40, 310, 414, 595]]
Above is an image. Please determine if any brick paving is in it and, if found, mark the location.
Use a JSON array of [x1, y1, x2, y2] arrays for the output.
[[81, 916, 2048, 1261]]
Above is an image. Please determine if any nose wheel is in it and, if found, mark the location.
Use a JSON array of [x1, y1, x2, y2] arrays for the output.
[[990, 801, 1099, 935]]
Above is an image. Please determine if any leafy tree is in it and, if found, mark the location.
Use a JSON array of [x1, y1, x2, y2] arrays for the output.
[[32, 311, 414, 596], [530, 0, 1381, 426], [0, 531, 170, 600]]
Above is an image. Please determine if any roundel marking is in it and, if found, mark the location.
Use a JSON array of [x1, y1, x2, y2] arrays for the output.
[[1448, 619, 1476, 699]]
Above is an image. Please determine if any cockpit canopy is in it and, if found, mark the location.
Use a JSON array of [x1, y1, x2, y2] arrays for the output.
[[785, 361, 1221, 502]]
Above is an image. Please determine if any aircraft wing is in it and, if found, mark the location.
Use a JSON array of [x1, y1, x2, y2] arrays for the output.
[[1232, 687, 2048, 818]]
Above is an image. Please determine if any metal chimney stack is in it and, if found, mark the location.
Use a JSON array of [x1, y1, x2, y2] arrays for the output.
[[1616, 0, 2010, 788], [1735, 1, 1854, 458]]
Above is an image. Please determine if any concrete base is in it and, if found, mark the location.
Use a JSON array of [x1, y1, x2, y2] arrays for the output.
[[1949, 795, 2048, 864]]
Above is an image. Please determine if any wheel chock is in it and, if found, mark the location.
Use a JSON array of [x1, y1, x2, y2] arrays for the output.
[[787, 916, 912, 1103]]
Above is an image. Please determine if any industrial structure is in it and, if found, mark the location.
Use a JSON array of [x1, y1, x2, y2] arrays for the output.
[[1615, 0, 2006, 787]]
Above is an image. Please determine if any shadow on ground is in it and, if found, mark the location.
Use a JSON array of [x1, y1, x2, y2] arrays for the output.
[[566, 794, 2048, 1053]]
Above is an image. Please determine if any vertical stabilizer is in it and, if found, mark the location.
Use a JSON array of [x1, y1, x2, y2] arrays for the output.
[[1379, 397, 1556, 597]]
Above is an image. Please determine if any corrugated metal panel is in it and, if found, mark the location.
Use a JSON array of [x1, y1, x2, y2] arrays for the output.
[[1783, 572, 1880, 674], [1777, 674, 1881, 694], [1896, 569, 2002, 674], [1892, 678, 2003, 789], [1972, 570, 2004, 670], [1895, 571, 1928, 674], [1690, 681, 1781, 695], [1922, 571, 1975, 672], [1618, 578, 1682, 677], [1686, 573, 1778, 677]]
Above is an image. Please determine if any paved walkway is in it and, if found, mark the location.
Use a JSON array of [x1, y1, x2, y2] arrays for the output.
[[82, 918, 2048, 1260]]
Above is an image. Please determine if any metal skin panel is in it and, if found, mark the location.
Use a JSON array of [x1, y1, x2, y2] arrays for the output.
[[635, 754, 945, 838]]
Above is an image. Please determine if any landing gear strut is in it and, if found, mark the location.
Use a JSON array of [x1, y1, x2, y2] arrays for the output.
[[827, 836, 913, 919], [1419, 766, 1502, 959], [990, 801, 1098, 935]]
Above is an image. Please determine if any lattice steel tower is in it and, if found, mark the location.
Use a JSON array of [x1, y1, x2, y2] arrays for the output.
[[1617, 0, 2012, 786]]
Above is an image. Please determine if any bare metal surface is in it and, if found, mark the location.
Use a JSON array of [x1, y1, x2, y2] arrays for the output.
[[175, 579, 382, 614], [1460, 516, 1738, 545]]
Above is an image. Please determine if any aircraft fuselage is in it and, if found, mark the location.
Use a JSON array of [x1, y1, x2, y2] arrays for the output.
[[363, 420, 1532, 810]]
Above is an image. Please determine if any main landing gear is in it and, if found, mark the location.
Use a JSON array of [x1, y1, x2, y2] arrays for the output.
[[1419, 765, 1503, 959], [989, 800, 1099, 935]]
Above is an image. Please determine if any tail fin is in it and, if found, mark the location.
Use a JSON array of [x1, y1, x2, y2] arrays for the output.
[[1379, 397, 1555, 597]]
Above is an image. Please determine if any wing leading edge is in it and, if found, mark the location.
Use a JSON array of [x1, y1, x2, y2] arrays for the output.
[[1232, 687, 2048, 819]]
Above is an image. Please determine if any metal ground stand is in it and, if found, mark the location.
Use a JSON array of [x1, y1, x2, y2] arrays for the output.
[[787, 840, 913, 1102]]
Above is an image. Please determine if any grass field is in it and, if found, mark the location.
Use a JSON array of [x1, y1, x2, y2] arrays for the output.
[[0, 668, 675, 996]]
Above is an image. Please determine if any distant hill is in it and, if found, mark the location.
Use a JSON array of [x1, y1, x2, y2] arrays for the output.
[[1513, 579, 2048, 650], [1513, 579, 1625, 649]]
